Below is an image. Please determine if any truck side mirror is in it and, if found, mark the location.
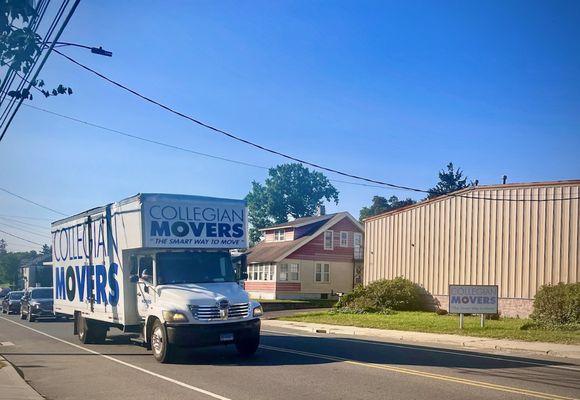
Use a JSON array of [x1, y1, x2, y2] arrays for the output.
[[130, 274, 139, 283]]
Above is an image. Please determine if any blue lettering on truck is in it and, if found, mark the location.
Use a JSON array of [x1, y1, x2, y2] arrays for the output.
[[54, 264, 119, 306]]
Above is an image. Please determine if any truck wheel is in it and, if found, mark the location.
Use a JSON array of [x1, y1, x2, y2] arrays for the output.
[[77, 316, 107, 344], [151, 319, 174, 363], [235, 333, 260, 357]]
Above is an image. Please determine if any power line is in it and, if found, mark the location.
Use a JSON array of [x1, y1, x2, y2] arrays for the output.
[[53, 50, 580, 203], [0, 187, 67, 216], [52, 48, 428, 195], [20, 101, 580, 202], [0, 215, 51, 229], [0, 214, 53, 221], [22, 102, 410, 192], [0, 221, 50, 239], [0, 229, 44, 246]]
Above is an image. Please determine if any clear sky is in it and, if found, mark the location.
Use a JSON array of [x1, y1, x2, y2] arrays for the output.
[[1, 1, 579, 251]]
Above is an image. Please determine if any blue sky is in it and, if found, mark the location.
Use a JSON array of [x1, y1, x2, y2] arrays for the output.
[[1, 1, 579, 251]]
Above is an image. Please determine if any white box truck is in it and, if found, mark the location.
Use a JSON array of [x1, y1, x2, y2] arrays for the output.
[[51, 193, 262, 363]]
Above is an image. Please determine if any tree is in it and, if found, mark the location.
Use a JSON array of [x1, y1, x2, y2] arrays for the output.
[[1, 0, 72, 100], [41, 244, 51, 255], [0, 238, 6, 254], [0, 252, 20, 286], [359, 195, 416, 221], [427, 162, 470, 199], [246, 163, 339, 245]]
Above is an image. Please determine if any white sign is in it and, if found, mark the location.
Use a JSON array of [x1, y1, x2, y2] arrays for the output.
[[142, 196, 247, 249], [449, 285, 498, 314]]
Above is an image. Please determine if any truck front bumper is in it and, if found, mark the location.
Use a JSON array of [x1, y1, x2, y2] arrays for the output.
[[166, 318, 260, 347]]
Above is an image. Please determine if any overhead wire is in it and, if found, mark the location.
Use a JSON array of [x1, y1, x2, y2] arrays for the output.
[[0, 229, 44, 246], [51, 49, 580, 203]]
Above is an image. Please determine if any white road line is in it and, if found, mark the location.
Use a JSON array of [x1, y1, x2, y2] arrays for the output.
[[0, 317, 232, 400], [262, 328, 580, 372]]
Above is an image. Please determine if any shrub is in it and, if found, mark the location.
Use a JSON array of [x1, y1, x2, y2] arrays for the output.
[[531, 283, 580, 327], [337, 277, 426, 312]]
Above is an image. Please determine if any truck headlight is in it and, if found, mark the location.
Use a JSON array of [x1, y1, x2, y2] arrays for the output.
[[162, 310, 189, 323], [252, 305, 263, 317]]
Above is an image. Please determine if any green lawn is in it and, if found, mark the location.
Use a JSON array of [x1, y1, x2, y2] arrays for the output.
[[279, 311, 580, 344]]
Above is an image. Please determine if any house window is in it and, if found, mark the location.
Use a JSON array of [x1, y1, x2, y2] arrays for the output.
[[274, 229, 285, 241], [279, 263, 300, 281], [248, 264, 274, 281], [340, 231, 349, 247], [354, 232, 363, 247], [323, 230, 333, 250], [315, 263, 330, 283]]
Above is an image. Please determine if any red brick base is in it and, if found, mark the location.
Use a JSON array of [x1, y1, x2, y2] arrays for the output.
[[432, 295, 534, 318]]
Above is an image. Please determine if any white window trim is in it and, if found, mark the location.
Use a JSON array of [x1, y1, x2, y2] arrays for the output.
[[279, 262, 300, 282], [314, 263, 331, 283], [354, 232, 363, 246], [340, 231, 349, 247], [274, 229, 285, 241], [323, 230, 334, 250]]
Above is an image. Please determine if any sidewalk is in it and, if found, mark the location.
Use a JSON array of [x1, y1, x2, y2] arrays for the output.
[[0, 355, 43, 400], [262, 319, 580, 360]]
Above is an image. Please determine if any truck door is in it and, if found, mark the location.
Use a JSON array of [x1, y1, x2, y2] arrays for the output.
[[136, 256, 154, 319]]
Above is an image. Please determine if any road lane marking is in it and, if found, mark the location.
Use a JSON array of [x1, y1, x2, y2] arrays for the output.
[[0, 317, 232, 400], [260, 344, 577, 400], [262, 328, 580, 372]]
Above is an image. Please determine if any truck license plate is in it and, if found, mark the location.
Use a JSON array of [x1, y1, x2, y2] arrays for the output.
[[220, 333, 234, 342]]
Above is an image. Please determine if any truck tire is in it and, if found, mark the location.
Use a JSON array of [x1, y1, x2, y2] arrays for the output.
[[151, 319, 174, 363], [77, 316, 108, 344], [235, 332, 260, 357]]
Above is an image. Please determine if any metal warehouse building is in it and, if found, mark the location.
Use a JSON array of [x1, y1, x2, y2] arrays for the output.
[[363, 180, 580, 317]]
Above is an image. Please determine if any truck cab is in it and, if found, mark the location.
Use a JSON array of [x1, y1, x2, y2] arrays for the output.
[[129, 250, 262, 362]]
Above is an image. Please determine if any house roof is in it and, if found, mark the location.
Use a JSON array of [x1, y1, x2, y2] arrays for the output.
[[363, 179, 580, 223], [258, 213, 336, 231], [247, 212, 363, 263]]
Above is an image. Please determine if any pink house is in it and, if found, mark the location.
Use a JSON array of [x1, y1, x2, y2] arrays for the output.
[[245, 212, 364, 299]]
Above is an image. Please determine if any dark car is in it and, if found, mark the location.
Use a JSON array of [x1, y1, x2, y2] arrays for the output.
[[2, 290, 24, 314], [20, 287, 54, 322]]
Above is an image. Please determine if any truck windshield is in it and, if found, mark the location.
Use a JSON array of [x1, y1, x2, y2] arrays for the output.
[[31, 288, 53, 299], [156, 252, 236, 285]]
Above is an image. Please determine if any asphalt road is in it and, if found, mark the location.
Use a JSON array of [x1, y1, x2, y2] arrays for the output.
[[0, 313, 579, 400]]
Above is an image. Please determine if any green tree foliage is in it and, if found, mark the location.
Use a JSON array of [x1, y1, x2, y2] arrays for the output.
[[0, 238, 6, 254], [359, 195, 416, 221], [427, 162, 470, 199], [1, 0, 72, 100], [41, 243, 51, 255], [246, 163, 339, 245]]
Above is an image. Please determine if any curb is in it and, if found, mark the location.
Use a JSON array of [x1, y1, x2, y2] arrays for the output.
[[0, 355, 44, 400], [262, 319, 580, 360]]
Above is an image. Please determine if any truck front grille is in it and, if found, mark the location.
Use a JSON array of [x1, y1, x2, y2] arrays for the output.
[[188, 303, 250, 321]]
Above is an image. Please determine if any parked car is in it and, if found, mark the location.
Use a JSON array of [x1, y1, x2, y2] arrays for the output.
[[2, 290, 24, 314], [20, 287, 54, 322]]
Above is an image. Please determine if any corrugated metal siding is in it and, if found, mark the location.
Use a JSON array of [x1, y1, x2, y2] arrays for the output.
[[363, 182, 580, 299]]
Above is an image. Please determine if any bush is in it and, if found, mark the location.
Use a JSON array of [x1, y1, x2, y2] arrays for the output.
[[531, 283, 580, 327], [337, 277, 426, 312]]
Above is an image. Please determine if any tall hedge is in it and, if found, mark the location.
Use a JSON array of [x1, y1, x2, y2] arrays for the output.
[[337, 277, 426, 312], [531, 283, 580, 327]]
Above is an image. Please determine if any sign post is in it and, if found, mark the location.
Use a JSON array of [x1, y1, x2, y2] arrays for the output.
[[449, 285, 498, 329]]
